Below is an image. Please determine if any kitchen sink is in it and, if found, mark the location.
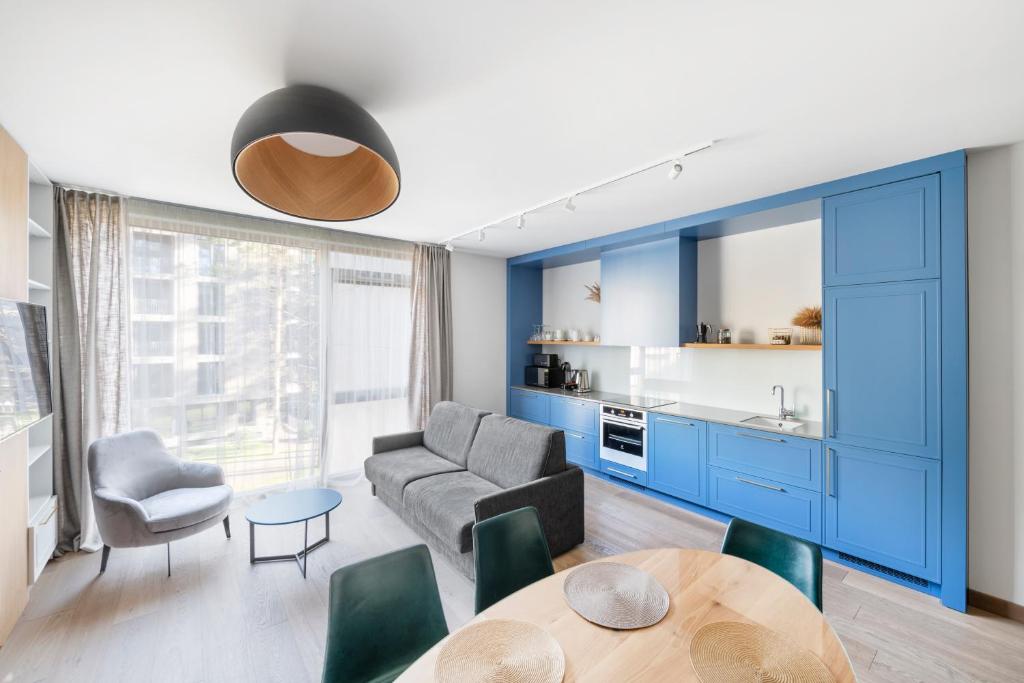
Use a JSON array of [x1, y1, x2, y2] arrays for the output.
[[741, 415, 804, 432]]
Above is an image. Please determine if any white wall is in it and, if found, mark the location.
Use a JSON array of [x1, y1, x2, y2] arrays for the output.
[[541, 221, 823, 420], [967, 144, 1024, 604], [450, 250, 506, 414]]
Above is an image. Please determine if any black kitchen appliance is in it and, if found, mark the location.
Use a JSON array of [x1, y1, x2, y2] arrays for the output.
[[525, 365, 564, 388], [531, 353, 559, 368]]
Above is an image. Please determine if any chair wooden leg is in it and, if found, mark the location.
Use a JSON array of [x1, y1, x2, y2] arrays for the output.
[[100, 545, 111, 573], [223, 516, 231, 539]]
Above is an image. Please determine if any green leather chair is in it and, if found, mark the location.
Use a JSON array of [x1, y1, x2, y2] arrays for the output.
[[321, 544, 449, 683], [721, 518, 823, 610], [473, 506, 555, 614]]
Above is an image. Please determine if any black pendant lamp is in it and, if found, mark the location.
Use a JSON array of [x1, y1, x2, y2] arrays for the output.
[[231, 85, 400, 221]]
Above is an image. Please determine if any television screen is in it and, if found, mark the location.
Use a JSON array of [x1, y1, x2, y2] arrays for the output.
[[0, 299, 51, 441]]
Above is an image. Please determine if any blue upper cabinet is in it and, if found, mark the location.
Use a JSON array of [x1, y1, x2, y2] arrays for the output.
[[823, 174, 940, 286], [825, 444, 940, 582], [648, 414, 706, 504], [824, 281, 940, 459], [600, 235, 697, 347]]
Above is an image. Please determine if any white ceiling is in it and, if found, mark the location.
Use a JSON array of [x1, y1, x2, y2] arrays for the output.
[[1, 1, 1023, 257]]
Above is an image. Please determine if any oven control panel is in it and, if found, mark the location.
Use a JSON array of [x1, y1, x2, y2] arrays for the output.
[[602, 405, 644, 421]]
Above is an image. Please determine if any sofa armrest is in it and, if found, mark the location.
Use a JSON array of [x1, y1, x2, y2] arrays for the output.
[[372, 430, 424, 455], [474, 466, 584, 557], [176, 460, 226, 488]]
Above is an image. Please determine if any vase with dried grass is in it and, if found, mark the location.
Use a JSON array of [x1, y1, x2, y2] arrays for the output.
[[791, 306, 822, 345]]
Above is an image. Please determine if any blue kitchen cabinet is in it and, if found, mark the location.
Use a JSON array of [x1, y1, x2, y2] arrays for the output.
[[599, 458, 648, 488], [599, 235, 697, 347], [648, 414, 706, 504], [549, 396, 598, 435], [708, 466, 822, 544], [824, 444, 940, 582], [708, 424, 822, 492], [509, 388, 550, 424], [823, 174, 940, 286], [824, 280, 940, 460], [564, 430, 598, 469]]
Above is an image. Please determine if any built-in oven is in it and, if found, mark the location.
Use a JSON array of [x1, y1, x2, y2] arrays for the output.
[[599, 404, 647, 472]]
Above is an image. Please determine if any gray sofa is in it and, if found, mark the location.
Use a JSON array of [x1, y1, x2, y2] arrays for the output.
[[364, 401, 584, 577]]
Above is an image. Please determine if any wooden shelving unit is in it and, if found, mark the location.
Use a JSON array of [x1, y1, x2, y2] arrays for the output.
[[683, 343, 822, 351], [527, 339, 600, 346]]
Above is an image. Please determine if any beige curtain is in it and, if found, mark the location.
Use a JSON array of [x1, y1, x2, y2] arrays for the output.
[[54, 188, 129, 554], [408, 244, 453, 428]]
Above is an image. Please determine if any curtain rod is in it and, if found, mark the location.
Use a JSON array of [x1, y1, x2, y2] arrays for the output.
[[56, 183, 432, 249]]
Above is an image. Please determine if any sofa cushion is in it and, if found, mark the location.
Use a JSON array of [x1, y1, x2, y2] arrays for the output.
[[423, 402, 490, 467], [140, 485, 233, 533], [364, 446, 465, 501], [467, 415, 566, 489], [403, 471, 501, 553]]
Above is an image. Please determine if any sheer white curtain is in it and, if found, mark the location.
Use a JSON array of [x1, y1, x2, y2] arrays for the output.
[[322, 245, 414, 478], [127, 199, 413, 490]]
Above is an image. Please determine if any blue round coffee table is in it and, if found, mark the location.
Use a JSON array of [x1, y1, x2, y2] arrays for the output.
[[246, 488, 342, 578]]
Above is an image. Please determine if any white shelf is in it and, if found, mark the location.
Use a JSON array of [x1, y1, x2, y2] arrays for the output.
[[28, 445, 51, 467], [27, 278, 50, 292], [28, 494, 56, 527], [28, 218, 51, 239]]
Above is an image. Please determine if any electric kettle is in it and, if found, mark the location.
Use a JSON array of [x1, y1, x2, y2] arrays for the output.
[[574, 369, 591, 394]]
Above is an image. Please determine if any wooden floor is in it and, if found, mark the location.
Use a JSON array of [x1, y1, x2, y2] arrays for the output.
[[2, 475, 1023, 682]]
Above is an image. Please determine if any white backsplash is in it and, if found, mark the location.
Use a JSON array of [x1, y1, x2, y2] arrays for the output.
[[541, 345, 822, 420], [541, 220, 822, 420]]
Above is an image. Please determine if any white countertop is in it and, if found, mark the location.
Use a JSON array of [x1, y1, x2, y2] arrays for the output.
[[511, 384, 823, 440]]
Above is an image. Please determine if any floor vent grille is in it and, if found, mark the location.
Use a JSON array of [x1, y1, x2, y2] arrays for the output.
[[836, 552, 928, 587]]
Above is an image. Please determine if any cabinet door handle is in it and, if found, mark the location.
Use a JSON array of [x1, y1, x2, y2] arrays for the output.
[[607, 467, 637, 479], [565, 432, 585, 439], [737, 432, 785, 443], [735, 476, 785, 492], [826, 389, 836, 438], [826, 447, 834, 497], [656, 417, 695, 427]]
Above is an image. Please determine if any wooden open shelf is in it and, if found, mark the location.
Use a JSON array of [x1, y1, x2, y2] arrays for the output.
[[527, 339, 600, 346], [683, 343, 822, 351]]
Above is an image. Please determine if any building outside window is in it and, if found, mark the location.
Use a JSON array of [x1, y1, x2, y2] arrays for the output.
[[127, 227, 321, 491]]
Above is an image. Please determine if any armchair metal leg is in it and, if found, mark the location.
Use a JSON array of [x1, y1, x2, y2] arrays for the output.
[[223, 516, 231, 539], [166, 543, 171, 577], [100, 545, 111, 573]]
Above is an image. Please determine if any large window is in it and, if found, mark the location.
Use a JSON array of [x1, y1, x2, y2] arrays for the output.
[[324, 250, 413, 474], [128, 227, 321, 491], [126, 207, 416, 490]]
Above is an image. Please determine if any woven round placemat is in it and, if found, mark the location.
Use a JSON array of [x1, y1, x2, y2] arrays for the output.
[[562, 561, 670, 629], [689, 621, 836, 683], [434, 619, 565, 683]]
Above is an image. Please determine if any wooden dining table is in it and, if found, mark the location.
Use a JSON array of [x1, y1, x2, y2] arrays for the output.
[[397, 548, 856, 682]]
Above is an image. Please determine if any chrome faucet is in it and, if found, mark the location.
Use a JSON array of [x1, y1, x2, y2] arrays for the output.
[[771, 385, 796, 420]]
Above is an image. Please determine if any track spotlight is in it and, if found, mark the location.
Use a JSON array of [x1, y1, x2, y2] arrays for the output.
[[516, 214, 526, 230], [668, 160, 683, 180], [445, 242, 454, 252], [563, 196, 577, 212], [478, 229, 486, 242]]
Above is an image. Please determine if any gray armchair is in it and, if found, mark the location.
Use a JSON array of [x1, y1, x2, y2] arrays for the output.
[[88, 429, 233, 575]]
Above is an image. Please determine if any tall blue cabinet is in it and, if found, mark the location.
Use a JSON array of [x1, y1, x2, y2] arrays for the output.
[[822, 168, 965, 608]]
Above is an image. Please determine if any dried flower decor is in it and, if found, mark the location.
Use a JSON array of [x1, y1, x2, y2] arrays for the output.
[[791, 306, 822, 329], [584, 282, 601, 303]]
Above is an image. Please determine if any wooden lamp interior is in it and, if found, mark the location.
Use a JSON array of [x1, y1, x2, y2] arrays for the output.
[[234, 135, 399, 221]]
